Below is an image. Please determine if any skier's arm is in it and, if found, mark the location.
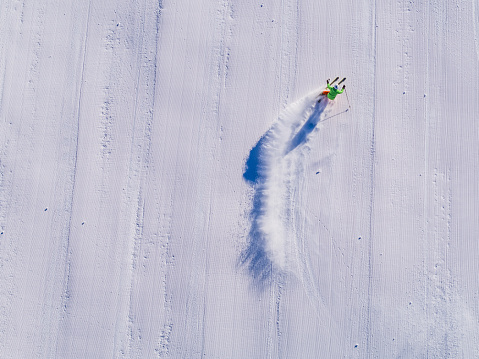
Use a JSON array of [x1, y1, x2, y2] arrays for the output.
[[338, 86, 345, 94]]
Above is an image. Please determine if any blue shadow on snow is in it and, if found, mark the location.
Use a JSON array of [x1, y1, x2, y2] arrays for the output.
[[285, 101, 324, 154], [241, 133, 273, 286]]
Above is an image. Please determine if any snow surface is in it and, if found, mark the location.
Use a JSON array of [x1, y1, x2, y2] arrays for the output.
[[1, 0, 479, 357]]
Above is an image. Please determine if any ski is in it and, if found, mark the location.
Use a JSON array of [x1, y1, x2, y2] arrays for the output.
[[329, 77, 339, 85], [338, 77, 346, 86]]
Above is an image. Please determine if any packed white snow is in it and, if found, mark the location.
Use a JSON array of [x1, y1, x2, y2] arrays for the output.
[[1, 0, 479, 357]]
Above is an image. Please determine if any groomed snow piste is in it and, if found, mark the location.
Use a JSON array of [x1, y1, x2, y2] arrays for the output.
[[1, 0, 479, 357]]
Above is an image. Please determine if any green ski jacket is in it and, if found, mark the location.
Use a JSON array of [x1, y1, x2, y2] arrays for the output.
[[326, 83, 344, 100]]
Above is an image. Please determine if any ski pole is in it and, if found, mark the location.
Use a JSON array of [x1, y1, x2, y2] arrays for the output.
[[321, 109, 349, 122], [345, 88, 352, 110]]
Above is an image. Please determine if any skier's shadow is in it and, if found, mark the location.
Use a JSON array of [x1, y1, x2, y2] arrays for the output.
[[285, 101, 325, 154]]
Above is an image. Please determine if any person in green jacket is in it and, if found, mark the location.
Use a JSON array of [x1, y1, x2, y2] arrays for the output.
[[325, 78, 345, 100]]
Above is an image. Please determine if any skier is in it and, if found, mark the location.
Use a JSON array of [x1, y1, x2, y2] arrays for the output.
[[325, 78, 345, 100], [319, 77, 346, 102]]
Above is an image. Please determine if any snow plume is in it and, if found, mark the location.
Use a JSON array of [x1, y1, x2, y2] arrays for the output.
[[242, 89, 331, 284]]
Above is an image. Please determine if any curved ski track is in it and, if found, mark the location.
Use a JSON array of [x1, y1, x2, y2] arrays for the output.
[[243, 88, 344, 324]]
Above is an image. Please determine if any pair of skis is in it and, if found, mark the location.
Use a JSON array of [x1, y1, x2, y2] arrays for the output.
[[328, 77, 346, 86]]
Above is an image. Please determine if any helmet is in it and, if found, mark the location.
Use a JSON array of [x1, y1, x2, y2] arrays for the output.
[[334, 85, 339, 90]]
